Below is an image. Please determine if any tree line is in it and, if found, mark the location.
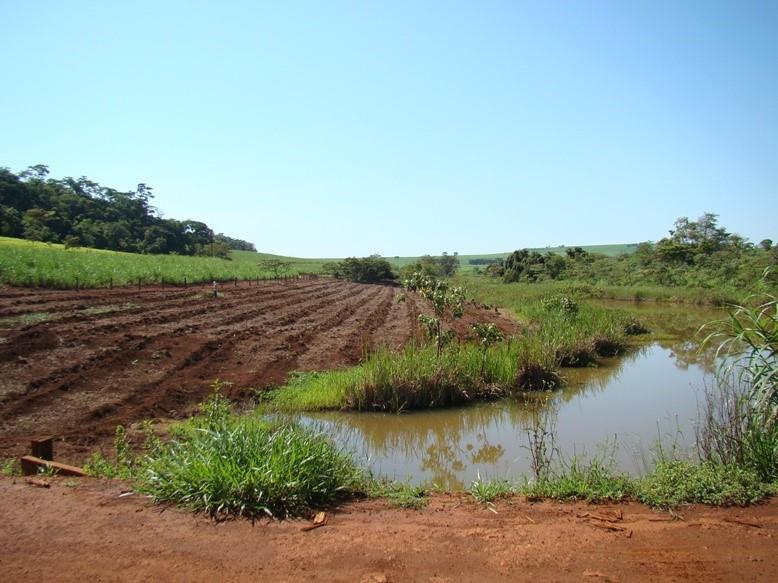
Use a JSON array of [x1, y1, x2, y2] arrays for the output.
[[483, 214, 776, 290], [0, 164, 256, 257]]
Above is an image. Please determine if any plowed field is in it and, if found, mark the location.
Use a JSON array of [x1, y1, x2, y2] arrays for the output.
[[0, 279, 517, 462]]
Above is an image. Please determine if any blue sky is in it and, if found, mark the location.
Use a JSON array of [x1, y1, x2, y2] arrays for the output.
[[2, 1, 776, 256]]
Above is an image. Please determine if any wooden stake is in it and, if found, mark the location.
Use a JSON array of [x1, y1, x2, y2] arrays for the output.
[[31, 437, 53, 461]]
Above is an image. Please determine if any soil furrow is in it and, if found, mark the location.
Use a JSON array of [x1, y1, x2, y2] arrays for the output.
[[0, 282, 356, 418], [52, 283, 382, 444], [0, 279, 517, 462], [293, 284, 390, 370], [0, 280, 335, 363]]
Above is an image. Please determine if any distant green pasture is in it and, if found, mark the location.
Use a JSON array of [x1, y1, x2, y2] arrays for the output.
[[0, 237, 329, 288]]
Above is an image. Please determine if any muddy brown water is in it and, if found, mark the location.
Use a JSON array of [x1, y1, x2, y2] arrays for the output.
[[298, 301, 724, 489]]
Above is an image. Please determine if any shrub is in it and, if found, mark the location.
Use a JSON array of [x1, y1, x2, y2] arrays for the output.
[[331, 255, 396, 283]]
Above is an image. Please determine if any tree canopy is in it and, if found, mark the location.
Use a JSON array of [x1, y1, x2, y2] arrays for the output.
[[490, 214, 775, 290], [0, 165, 256, 257]]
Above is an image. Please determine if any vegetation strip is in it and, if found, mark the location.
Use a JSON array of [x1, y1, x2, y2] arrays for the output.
[[262, 277, 645, 413]]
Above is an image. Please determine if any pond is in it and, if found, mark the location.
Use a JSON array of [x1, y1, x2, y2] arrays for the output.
[[298, 301, 724, 489]]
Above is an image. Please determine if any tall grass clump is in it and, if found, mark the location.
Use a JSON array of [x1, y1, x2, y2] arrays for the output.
[[523, 295, 638, 367], [138, 392, 366, 518], [698, 284, 778, 483], [264, 341, 560, 413], [346, 343, 506, 411]]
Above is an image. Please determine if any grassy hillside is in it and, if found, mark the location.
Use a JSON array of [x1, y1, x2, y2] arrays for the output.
[[0, 237, 329, 288], [0, 236, 640, 289]]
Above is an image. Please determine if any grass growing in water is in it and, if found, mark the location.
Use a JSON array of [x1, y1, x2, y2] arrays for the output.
[[263, 341, 560, 413], [262, 286, 645, 413]]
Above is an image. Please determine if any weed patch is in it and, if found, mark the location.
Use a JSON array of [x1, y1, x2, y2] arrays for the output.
[[370, 481, 428, 509], [637, 461, 768, 507]]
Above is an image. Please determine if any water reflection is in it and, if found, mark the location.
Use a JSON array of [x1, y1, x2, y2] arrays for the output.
[[298, 302, 723, 489]]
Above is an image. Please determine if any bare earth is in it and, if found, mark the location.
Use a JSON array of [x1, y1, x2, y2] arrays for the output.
[[0, 279, 517, 462], [1, 477, 776, 582]]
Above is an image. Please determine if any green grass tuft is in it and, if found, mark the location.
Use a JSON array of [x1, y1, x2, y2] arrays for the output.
[[370, 481, 428, 509], [468, 475, 515, 504], [262, 341, 561, 413], [128, 394, 367, 518]]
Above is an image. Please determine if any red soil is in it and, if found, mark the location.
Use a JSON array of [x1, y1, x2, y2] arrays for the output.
[[0, 279, 517, 462], [1, 476, 776, 582]]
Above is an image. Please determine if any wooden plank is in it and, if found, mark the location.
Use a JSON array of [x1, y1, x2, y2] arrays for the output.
[[20, 456, 87, 477]]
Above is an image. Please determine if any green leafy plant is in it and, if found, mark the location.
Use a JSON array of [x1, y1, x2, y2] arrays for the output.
[[472, 322, 504, 375], [637, 460, 767, 507], [697, 281, 777, 482], [703, 284, 777, 425], [404, 272, 466, 356]]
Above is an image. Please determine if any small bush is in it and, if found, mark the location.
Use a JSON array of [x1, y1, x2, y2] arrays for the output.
[[637, 460, 767, 507], [541, 294, 578, 315]]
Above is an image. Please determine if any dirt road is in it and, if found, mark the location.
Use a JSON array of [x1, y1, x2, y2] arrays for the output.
[[1, 477, 775, 582]]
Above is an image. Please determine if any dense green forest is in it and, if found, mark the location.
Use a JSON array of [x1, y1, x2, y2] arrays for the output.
[[0, 164, 255, 257], [483, 214, 776, 292]]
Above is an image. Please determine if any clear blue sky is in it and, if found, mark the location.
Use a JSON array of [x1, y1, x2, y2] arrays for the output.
[[2, 1, 776, 257]]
